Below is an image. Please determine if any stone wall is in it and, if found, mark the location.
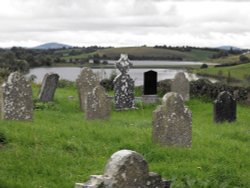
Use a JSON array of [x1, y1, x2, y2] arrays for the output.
[[157, 79, 250, 105]]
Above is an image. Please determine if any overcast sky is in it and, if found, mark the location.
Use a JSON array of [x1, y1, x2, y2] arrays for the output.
[[0, 0, 250, 48]]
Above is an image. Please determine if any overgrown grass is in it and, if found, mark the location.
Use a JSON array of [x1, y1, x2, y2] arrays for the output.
[[208, 53, 250, 64], [0, 86, 249, 188], [193, 63, 250, 86]]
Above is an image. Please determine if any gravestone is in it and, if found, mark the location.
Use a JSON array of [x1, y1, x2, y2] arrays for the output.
[[142, 70, 159, 103], [38, 73, 59, 102], [76, 68, 99, 111], [75, 149, 170, 188], [0, 72, 33, 120], [144, 70, 157, 95], [171, 72, 190, 101], [113, 54, 135, 110], [214, 91, 236, 123], [152, 92, 192, 147], [86, 85, 111, 120]]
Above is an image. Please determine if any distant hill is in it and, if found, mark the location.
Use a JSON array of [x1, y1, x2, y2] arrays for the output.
[[217, 45, 242, 51], [33, 42, 72, 50], [95, 47, 218, 61]]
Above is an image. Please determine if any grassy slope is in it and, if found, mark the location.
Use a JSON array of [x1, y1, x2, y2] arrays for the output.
[[61, 47, 217, 62], [208, 53, 250, 64], [0, 86, 249, 188], [194, 63, 250, 81]]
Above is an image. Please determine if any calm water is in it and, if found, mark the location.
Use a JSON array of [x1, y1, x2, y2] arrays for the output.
[[27, 67, 200, 86], [27, 59, 212, 86]]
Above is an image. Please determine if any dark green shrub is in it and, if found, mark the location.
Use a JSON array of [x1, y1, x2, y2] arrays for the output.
[[239, 55, 250, 63], [200, 63, 208, 69], [57, 79, 75, 88], [0, 132, 7, 145]]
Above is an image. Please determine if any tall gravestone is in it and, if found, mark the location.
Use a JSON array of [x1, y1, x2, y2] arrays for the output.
[[38, 73, 59, 102], [75, 149, 170, 188], [214, 91, 236, 123], [76, 68, 99, 111], [86, 85, 111, 120], [152, 92, 192, 147], [171, 72, 190, 101], [0, 72, 33, 120], [113, 54, 135, 110], [142, 70, 159, 103]]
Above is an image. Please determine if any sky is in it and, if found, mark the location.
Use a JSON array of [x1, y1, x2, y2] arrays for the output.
[[0, 0, 250, 48]]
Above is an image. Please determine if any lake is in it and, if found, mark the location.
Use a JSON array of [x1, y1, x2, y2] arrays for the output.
[[26, 60, 213, 86], [27, 67, 201, 86]]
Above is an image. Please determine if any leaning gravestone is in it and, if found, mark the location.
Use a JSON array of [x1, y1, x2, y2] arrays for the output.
[[75, 149, 170, 188], [171, 72, 190, 101], [142, 70, 159, 103], [38, 73, 59, 102], [0, 72, 33, 120], [152, 92, 192, 147], [76, 68, 99, 111], [86, 85, 111, 120], [113, 54, 135, 110], [214, 91, 236, 123]]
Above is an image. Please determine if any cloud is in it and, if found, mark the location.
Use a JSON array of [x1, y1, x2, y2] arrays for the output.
[[0, 0, 250, 48]]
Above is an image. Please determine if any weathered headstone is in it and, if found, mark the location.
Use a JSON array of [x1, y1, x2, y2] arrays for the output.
[[38, 73, 59, 102], [113, 54, 135, 110], [75, 149, 170, 188], [214, 91, 236, 123], [142, 70, 159, 103], [76, 68, 99, 111], [0, 72, 33, 120], [152, 92, 192, 147], [171, 72, 190, 101], [86, 85, 111, 120]]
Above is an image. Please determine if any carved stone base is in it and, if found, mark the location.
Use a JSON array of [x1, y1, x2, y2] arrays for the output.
[[142, 95, 159, 104]]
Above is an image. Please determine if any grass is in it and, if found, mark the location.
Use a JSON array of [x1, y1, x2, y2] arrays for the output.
[[193, 63, 250, 85], [207, 53, 250, 64], [61, 46, 218, 62], [0, 85, 250, 188]]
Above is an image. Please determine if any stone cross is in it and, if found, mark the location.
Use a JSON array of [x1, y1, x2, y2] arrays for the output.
[[85, 85, 111, 120], [113, 54, 135, 110], [152, 92, 192, 147], [171, 72, 190, 101], [38, 73, 59, 102], [214, 91, 236, 123], [76, 68, 99, 111], [75, 149, 170, 188], [0, 72, 33, 120]]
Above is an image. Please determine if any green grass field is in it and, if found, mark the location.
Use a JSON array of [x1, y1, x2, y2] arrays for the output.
[[194, 63, 250, 85], [207, 53, 250, 64], [62, 47, 217, 62], [0, 86, 249, 188]]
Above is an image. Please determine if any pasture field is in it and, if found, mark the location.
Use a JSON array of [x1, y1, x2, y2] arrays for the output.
[[0, 85, 249, 188]]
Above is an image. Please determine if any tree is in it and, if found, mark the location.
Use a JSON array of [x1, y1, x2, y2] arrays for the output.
[[239, 55, 250, 63]]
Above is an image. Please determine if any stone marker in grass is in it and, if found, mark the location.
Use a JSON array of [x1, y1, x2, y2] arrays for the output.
[[75, 149, 170, 188], [142, 70, 159, 103], [152, 92, 192, 147], [0, 72, 33, 120], [86, 85, 111, 120], [113, 54, 135, 110], [214, 91, 236, 123], [171, 72, 190, 101], [76, 67, 99, 111], [38, 72, 59, 102]]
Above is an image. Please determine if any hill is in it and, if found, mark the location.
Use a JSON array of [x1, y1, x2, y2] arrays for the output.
[[34, 42, 72, 50], [217, 45, 242, 51], [61, 46, 219, 62]]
